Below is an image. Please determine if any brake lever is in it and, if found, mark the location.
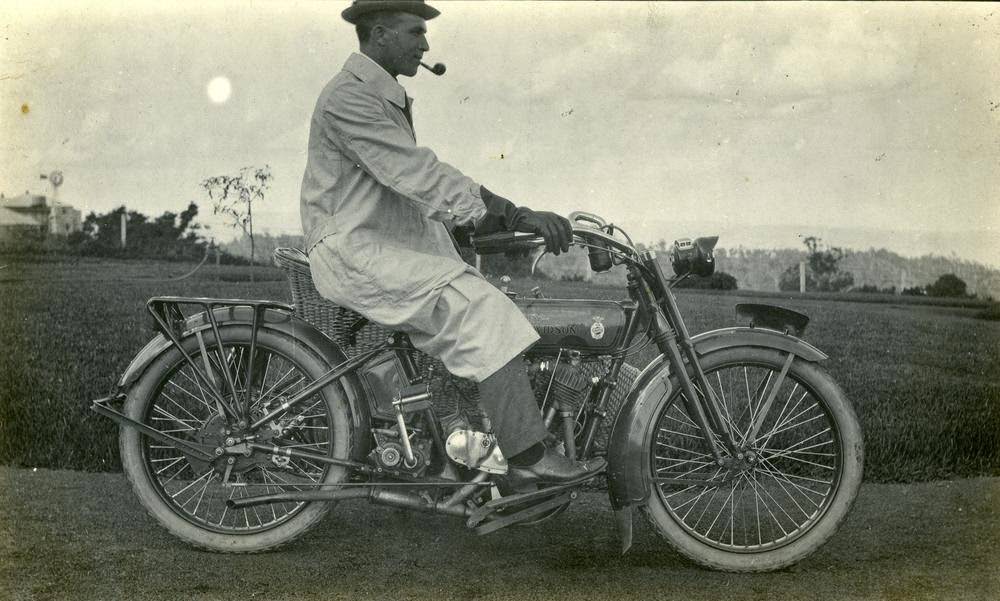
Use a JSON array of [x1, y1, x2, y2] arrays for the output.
[[568, 211, 607, 229]]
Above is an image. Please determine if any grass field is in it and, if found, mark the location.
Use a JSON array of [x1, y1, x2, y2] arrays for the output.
[[1, 257, 998, 482]]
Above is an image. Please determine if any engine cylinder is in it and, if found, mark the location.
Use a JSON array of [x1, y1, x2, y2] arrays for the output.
[[547, 362, 589, 411]]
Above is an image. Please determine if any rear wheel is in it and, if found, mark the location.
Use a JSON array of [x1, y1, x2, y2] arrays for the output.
[[119, 325, 355, 552], [642, 347, 863, 572]]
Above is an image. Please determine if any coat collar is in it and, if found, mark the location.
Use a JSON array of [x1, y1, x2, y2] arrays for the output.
[[344, 52, 410, 110]]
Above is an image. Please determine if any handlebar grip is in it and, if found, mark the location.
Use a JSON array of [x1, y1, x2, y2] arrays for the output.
[[470, 232, 544, 255]]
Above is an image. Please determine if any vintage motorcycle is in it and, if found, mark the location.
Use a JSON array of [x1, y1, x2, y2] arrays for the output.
[[91, 212, 863, 572]]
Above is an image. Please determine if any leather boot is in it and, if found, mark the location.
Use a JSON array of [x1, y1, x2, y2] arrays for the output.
[[508, 447, 606, 483]]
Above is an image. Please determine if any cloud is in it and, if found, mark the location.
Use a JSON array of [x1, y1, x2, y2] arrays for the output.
[[657, 10, 915, 101], [769, 16, 911, 96]]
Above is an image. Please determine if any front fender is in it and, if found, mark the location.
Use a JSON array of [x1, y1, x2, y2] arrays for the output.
[[606, 356, 675, 510], [117, 305, 370, 431], [691, 326, 827, 361], [607, 326, 827, 510]]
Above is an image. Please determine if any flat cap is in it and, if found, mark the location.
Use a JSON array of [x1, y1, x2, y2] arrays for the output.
[[342, 0, 440, 24]]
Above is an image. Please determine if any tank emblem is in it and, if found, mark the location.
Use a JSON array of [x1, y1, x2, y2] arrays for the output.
[[590, 316, 605, 340]]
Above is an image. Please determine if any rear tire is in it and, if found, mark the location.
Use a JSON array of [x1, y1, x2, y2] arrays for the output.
[[119, 325, 355, 553], [641, 347, 863, 572]]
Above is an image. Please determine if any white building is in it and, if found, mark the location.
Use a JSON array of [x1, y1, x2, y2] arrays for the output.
[[0, 192, 82, 238]]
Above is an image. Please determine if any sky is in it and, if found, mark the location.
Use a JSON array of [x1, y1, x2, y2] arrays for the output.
[[3, 1, 999, 265]]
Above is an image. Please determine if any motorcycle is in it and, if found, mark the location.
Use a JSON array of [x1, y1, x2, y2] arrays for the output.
[[91, 211, 863, 572]]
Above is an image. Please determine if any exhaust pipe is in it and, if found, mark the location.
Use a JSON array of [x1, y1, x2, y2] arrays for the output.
[[228, 488, 369, 509], [228, 486, 475, 517]]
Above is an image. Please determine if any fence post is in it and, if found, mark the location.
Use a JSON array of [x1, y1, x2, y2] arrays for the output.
[[799, 261, 806, 293]]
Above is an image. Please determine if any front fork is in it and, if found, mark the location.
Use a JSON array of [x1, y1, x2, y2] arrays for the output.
[[641, 257, 741, 463]]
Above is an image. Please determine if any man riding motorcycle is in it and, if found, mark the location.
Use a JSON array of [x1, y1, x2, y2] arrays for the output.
[[300, 0, 605, 482]]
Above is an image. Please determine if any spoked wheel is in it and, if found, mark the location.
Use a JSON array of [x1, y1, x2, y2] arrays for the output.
[[120, 325, 355, 552], [642, 347, 863, 572]]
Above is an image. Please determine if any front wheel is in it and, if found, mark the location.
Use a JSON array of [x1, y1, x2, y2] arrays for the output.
[[119, 325, 356, 552], [641, 347, 863, 572]]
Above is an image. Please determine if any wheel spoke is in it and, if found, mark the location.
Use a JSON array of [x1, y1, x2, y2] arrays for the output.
[[658, 426, 702, 441], [656, 456, 714, 472], [250, 353, 275, 410], [167, 377, 217, 415], [258, 369, 303, 406], [656, 440, 713, 457], [749, 471, 788, 538], [756, 392, 812, 445], [756, 402, 820, 446], [759, 463, 813, 518], [154, 456, 185, 475], [170, 469, 214, 500], [761, 434, 833, 461], [756, 461, 827, 505], [705, 480, 739, 539]]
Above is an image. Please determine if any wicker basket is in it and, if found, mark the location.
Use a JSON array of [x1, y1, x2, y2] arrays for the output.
[[271, 247, 636, 447], [273, 247, 390, 353]]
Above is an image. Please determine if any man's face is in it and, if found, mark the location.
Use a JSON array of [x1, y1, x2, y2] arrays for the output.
[[378, 13, 429, 78]]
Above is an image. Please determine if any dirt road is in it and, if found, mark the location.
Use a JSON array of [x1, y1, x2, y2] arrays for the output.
[[1, 467, 997, 601]]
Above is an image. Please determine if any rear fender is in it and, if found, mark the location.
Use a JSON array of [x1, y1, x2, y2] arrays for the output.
[[117, 306, 371, 432], [607, 326, 827, 510]]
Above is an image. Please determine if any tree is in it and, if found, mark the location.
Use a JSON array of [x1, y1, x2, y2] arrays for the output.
[[66, 203, 207, 260], [926, 273, 968, 298], [201, 165, 273, 282], [778, 236, 855, 292]]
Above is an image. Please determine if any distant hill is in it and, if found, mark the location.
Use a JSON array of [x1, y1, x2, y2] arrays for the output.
[[222, 233, 1000, 299], [535, 245, 1000, 299], [716, 247, 1000, 298]]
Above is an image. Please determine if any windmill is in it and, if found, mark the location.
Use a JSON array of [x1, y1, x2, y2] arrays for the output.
[[39, 170, 68, 235], [39, 170, 64, 204]]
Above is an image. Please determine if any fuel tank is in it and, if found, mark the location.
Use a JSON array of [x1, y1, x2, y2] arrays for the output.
[[513, 298, 635, 355]]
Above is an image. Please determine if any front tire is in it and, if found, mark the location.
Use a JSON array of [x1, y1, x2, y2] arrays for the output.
[[641, 347, 863, 572], [119, 325, 355, 553]]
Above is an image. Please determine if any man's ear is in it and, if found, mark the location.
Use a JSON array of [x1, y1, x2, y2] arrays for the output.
[[370, 24, 386, 46]]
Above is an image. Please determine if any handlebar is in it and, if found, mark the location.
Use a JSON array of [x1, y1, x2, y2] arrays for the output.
[[471, 228, 634, 255], [470, 231, 547, 255], [470, 223, 640, 274], [469, 214, 720, 281], [471, 211, 632, 256]]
